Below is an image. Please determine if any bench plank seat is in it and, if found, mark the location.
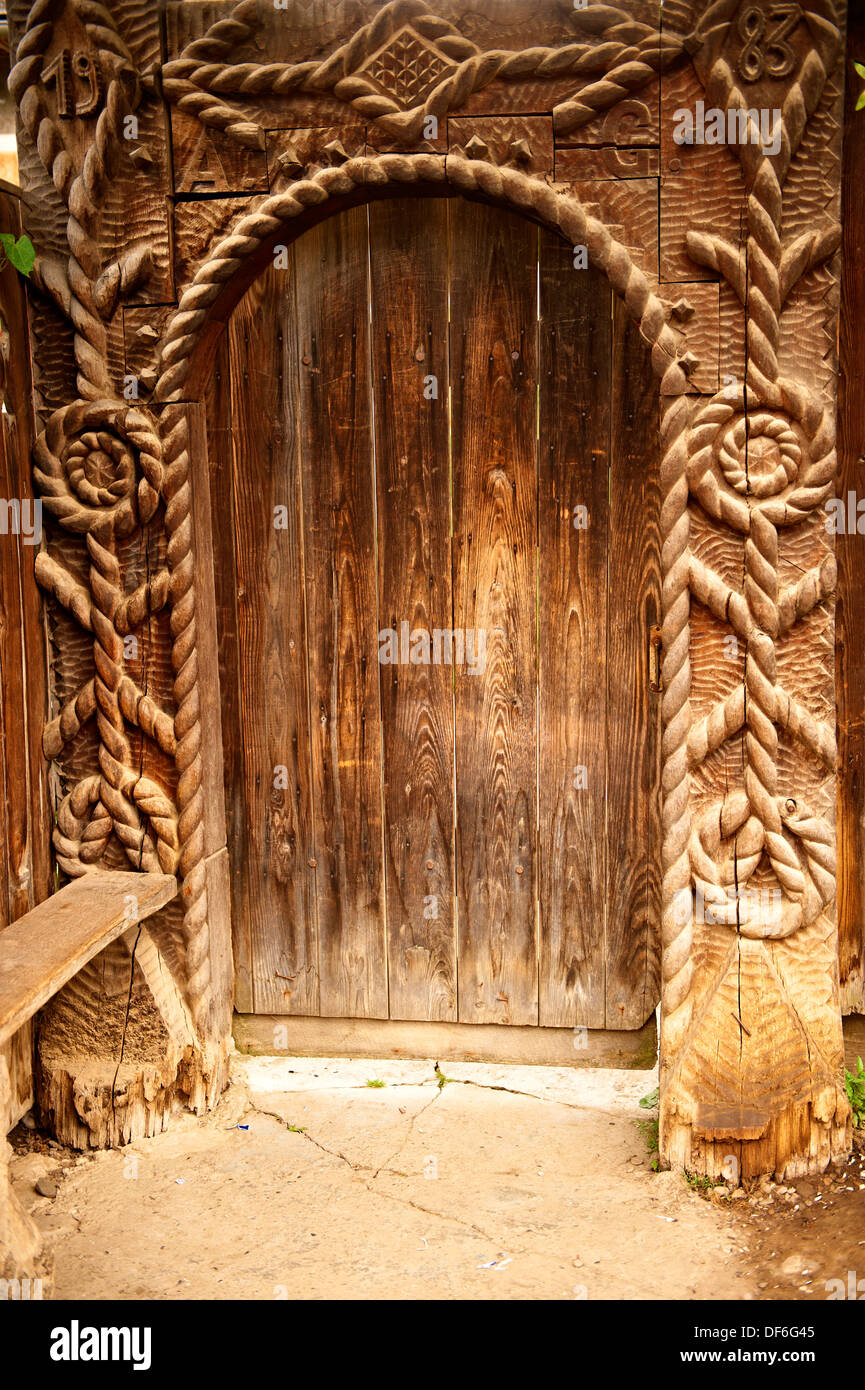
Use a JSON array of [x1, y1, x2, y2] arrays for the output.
[[0, 872, 177, 1047]]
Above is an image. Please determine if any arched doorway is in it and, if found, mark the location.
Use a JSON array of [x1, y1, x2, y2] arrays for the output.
[[203, 195, 662, 1034]]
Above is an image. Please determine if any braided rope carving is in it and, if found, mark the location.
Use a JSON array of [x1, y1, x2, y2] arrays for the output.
[[154, 153, 689, 401], [13, 0, 845, 1159], [657, 2, 845, 1148], [11, 1, 211, 1033], [150, 150, 694, 1045], [162, 0, 690, 147]]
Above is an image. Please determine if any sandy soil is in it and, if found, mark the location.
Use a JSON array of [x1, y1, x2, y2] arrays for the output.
[[9, 1055, 760, 1301], [741, 1138, 865, 1300]]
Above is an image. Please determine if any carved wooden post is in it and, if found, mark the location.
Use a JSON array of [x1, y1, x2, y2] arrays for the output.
[[6, 0, 850, 1176], [8, 0, 232, 1146], [655, 0, 849, 1179]]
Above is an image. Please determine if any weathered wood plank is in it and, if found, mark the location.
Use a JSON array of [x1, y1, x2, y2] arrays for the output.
[[229, 264, 319, 1016], [185, 404, 228, 862], [450, 200, 539, 1025], [604, 298, 662, 1029], [837, 8, 865, 1013], [0, 184, 53, 1137], [234, 1011, 659, 1070], [538, 241, 610, 1029], [295, 206, 388, 1018], [204, 329, 252, 1010], [0, 873, 177, 1047], [369, 198, 456, 1022]]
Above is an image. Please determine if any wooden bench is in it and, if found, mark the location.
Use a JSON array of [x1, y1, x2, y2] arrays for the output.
[[0, 871, 177, 1050], [0, 871, 177, 1280]]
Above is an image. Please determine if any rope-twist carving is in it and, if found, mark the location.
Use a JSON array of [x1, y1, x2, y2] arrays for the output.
[[11, 1, 210, 1032], [657, 3, 843, 1114], [162, 0, 689, 147]]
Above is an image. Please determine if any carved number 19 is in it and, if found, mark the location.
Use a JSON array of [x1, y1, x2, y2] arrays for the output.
[[42, 49, 104, 119]]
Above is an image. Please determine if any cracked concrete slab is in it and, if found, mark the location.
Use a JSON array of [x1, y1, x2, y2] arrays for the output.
[[9, 1055, 755, 1300]]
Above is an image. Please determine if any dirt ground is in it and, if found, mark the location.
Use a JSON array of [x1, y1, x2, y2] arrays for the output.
[[8, 1054, 862, 1302]]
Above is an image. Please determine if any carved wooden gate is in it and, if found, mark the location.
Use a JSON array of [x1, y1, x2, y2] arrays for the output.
[[209, 196, 661, 1029], [5, 0, 853, 1178]]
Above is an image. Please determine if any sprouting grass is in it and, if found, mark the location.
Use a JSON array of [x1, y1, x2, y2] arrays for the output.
[[366, 1079, 385, 1089], [685, 1171, 715, 1192], [636, 1086, 660, 1170], [846, 1057, 865, 1126]]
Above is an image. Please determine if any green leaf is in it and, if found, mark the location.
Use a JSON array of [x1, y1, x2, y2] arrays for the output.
[[855, 62, 865, 78], [857, 91, 865, 111], [0, 232, 35, 277]]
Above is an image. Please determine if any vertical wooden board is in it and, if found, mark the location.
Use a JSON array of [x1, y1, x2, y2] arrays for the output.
[[186, 405, 227, 862], [0, 189, 52, 921], [450, 200, 539, 1026], [537, 240, 610, 1029], [604, 299, 662, 1029], [0, 413, 24, 925], [229, 264, 319, 1016], [837, 14, 865, 1011], [295, 207, 388, 1019], [369, 198, 456, 1022], [205, 329, 252, 1011], [0, 186, 51, 1130], [1, 1021, 34, 1133]]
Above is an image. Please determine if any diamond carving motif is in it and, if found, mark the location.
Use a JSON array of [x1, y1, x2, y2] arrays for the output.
[[362, 25, 455, 109]]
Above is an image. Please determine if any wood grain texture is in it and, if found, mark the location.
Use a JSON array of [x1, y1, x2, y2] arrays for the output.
[[172, 111, 268, 195], [369, 198, 456, 1022], [235, 1011, 658, 1068], [448, 116, 553, 178], [229, 263, 319, 1016], [450, 199, 539, 1025], [0, 872, 177, 1047], [604, 297, 662, 1029], [204, 329, 252, 1011], [295, 206, 388, 1018], [0, 185, 53, 1138], [837, 14, 865, 1012], [538, 240, 610, 1029]]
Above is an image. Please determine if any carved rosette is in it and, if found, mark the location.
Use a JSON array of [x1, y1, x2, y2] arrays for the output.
[[655, 0, 848, 1177]]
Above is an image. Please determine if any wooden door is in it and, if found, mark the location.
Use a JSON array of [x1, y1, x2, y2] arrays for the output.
[[207, 196, 662, 1031]]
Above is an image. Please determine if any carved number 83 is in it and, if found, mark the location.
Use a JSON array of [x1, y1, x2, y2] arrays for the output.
[[737, 3, 802, 83], [42, 49, 104, 120]]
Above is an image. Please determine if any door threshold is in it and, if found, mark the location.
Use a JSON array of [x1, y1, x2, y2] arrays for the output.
[[234, 1013, 657, 1070]]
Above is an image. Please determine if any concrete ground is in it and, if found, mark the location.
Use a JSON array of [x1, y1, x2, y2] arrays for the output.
[[11, 1055, 756, 1301]]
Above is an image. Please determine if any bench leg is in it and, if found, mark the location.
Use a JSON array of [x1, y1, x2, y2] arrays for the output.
[[34, 916, 231, 1150]]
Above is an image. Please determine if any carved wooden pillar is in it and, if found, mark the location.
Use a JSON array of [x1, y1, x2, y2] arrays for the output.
[[657, 0, 849, 1179], [6, 0, 849, 1176], [8, 0, 233, 1146]]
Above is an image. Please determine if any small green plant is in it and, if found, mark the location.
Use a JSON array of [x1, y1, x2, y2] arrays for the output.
[[685, 1171, 715, 1192], [287, 1123, 306, 1133], [0, 233, 34, 339], [635, 1086, 660, 1170], [0, 233, 35, 279], [846, 1057, 865, 1127], [434, 1064, 452, 1090], [856, 62, 865, 111], [366, 1079, 385, 1088]]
